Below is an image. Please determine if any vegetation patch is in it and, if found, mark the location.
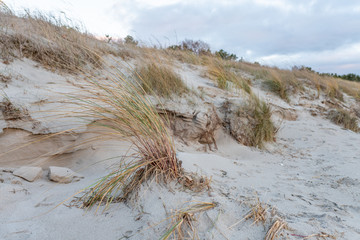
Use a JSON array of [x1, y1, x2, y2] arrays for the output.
[[208, 60, 251, 93], [327, 109, 359, 132], [74, 65, 208, 210], [0, 10, 113, 72], [135, 62, 188, 97], [223, 94, 275, 148]]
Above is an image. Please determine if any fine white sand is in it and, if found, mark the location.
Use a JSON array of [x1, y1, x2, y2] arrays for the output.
[[1, 59, 359, 239]]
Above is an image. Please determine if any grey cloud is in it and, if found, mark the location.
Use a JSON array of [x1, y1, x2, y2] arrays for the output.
[[110, 0, 360, 73]]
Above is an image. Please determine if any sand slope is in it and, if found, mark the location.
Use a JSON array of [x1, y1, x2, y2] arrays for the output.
[[1, 58, 360, 239]]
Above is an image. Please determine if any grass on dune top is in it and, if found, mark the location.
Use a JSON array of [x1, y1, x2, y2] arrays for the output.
[[135, 62, 188, 97]]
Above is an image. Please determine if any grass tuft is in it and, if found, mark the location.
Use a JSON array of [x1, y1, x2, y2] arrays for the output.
[[327, 109, 359, 132], [0, 10, 108, 72], [135, 62, 188, 97], [207, 59, 252, 93], [73, 64, 183, 210], [236, 94, 275, 148]]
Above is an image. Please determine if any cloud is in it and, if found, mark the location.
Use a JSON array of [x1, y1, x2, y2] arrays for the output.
[[4, 0, 360, 74], [257, 42, 360, 74], [107, 0, 360, 73]]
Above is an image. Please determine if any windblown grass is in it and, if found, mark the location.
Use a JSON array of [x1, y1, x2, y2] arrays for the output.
[[164, 48, 205, 66], [207, 59, 252, 93], [160, 202, 216, 240], [258, 68, 300, 102], [237, 94, 275, 148], [135, 62, 188, 97], [73, 65, 183, 210], [293, 69, 345, 100], [0, 9, 109, 72], [327, 109, 359, 132]]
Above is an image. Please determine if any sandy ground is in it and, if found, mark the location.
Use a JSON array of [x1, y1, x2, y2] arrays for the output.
[[0, 58, 359, 239]]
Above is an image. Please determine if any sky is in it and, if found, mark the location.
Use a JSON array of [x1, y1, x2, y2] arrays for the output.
[[4, 0, 360, 75]]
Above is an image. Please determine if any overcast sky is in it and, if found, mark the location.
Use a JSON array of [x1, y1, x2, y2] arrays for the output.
[[4, 0, 360, 74]]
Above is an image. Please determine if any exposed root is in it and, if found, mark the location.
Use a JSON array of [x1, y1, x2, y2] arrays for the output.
[[160, 202, 216, 240]]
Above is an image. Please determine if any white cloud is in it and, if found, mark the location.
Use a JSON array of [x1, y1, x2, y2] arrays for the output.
[[257, 42, 360, 74], [3, 0, 360, 74]]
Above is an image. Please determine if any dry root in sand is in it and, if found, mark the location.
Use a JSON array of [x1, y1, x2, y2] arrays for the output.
[[228, 197, 269, 230], [303, 232, 337, 239], [244, 199, 268, 225], [160, 202, 216, 240], [265, 219, 288, 240]]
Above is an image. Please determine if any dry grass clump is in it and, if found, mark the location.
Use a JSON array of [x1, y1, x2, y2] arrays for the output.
[[164, 49, 203, 65], [0, 10, 108, 72], [75, 64, 209, 210], [239, 94, 275, 148], [336, 78, 360, 100], [160, 202, 216, 240], [265, 218, 288, 240], [229, 61, 300, 102], [223, 95, 275, 148], [207, 59, 252, 93], [293, 69, 345, 100], [245, 199, 268, 225], [135, 62, 188, 97], [327, 109, 359, 132], [261, 69, 300, 102], [75, 67, 182, 209]]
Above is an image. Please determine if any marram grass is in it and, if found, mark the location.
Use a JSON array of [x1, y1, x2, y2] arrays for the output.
[[75, 63, 182, 210]]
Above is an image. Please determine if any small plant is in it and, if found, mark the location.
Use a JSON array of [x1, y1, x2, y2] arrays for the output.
[[265, 78, 288, 101], [327, 109, 359, 132], [239, 94, 275, 148], [224, 95, 275, 148], [124, 35, 138, 45], [215, 49, 237, 61], [168, 39, 211, 55], [135, 62, 188, 97]]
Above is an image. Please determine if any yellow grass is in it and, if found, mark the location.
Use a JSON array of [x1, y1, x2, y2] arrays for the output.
[[265, 219, 288, 240], [160, 202, 216, 240], [0, 10, 115, 72], [207, 58, 252, 93], [135, 61, 188, 97]]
